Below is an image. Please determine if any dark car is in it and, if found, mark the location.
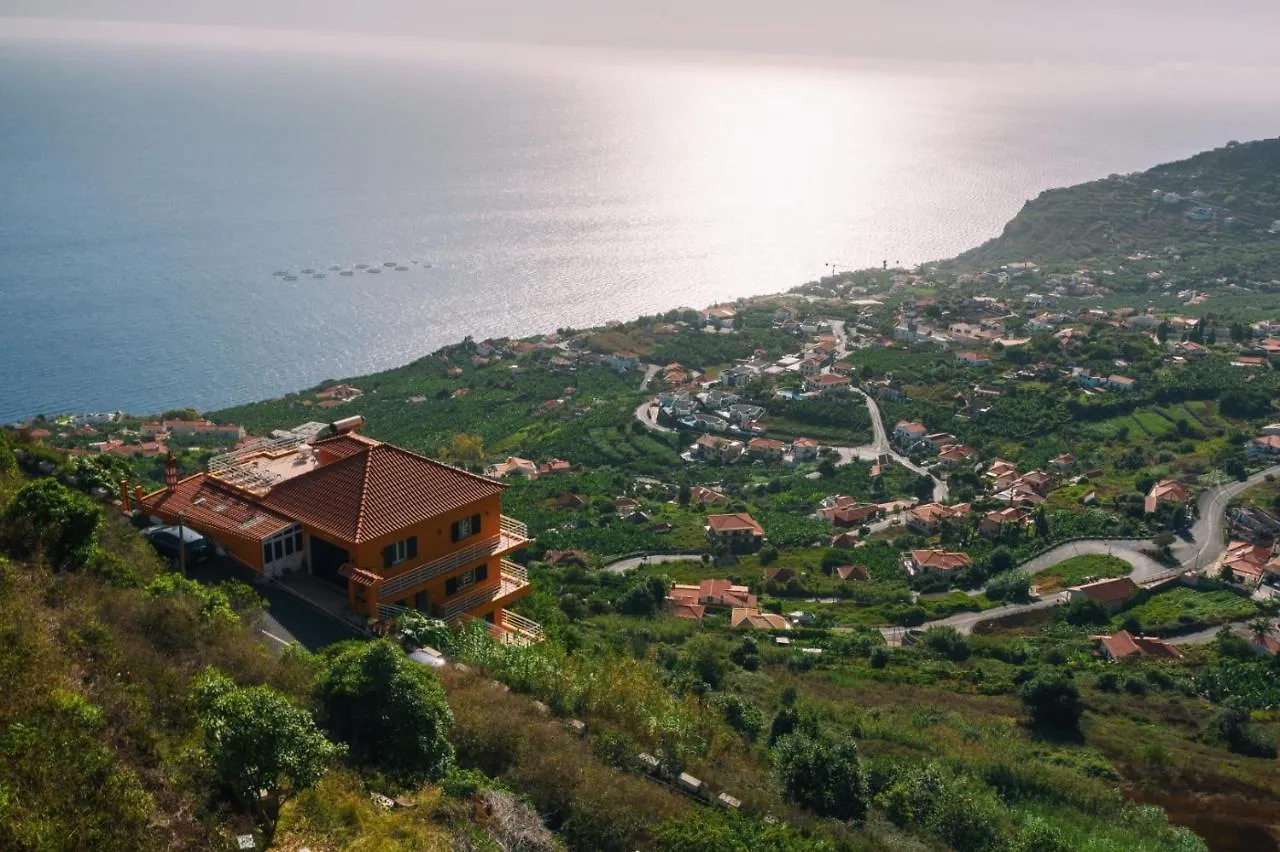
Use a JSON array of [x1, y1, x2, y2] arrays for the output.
[[141, 525, 214, 563]]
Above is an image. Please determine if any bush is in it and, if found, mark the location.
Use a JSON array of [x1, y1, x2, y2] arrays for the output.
[[317, 640, 455, 782], [921, 626, 971, 662], [395, 610, 453, 651], [3, 478, 103, 570], [869, 646, 889, 668], [1019, 668, 1083, 733], [772, 733, 869, 822], [192, 668, 342, 819], [986, 570, 1031, 603]]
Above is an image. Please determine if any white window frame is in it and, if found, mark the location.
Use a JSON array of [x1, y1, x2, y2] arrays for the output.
[[391, 539, 410, 565]]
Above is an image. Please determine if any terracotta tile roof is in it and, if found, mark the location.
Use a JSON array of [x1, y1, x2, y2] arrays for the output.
[[731, 608, 791, 630], [263, 443, 504, 544], [908, 550, 972, 571], [1071, 576, 1138, 604], [707, 513, 764, 536], [666, 601, 707, 620], [836, 564, 869, 581], [313, 432, 379, 461], [1100, 630, 1184, 660], [141, 474, 294, 543]]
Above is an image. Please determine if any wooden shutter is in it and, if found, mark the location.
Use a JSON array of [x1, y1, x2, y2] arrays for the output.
[[407, 536, 418, 559], [450, 520, 460, 542], [471, 513, 482, 536], [476, 563, 488, 582], [445, 576, 458, 596], [382, 545, 394, 569]]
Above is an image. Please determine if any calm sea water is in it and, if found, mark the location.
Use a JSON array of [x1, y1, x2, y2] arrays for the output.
[[2, 32, 1278, 422]]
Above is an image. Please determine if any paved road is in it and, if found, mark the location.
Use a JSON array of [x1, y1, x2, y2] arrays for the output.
[[633, 400, 675, 434], [884, 465, 1280, 636], [631, 316, 946, 502], [603, 553, 702, 575], [638, 363, 661, 392], [1017, 539, 1166, 582]]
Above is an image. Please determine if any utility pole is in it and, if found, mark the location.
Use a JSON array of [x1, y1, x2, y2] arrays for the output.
[[178, 512, 187, 577]]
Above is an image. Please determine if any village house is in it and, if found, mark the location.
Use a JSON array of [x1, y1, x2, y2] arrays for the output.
[[835, 564, 870, 581], [790, 437, 820, 462], [1144, 479, 1189, 515], [1068, 577, 1139, 614], [893, 420, 928, 447], [537, 459, 573, 476], [1213, 541, 1279, 588], [1247, 434, 1280, 461], [731, 608, 791, 631], [667, 579, 757, 612], [747, 437, 787, 461], [485, 456, 539, 480], [907, 502, 970, 535], [956, 351, 990, 367], [935, 443, 975, 469], [693, 434, 745, 462], [138, 423, 539, 643], [798, 356, 826, 377], [604, 351, 640, 373], [706, 512, 765, 552], [900, 549, 972, 577], [979, 507, 1033, 538], [804, 373, 852, 395], [1106, 374, 1136, 392], [1095, 630, 1184, 661], [689, 485, 730, 506]]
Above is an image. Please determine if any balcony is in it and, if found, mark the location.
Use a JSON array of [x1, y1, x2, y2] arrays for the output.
[[438, 560, 530, 621], [460, 609, 544, 645], [376, 515, 530, 601]]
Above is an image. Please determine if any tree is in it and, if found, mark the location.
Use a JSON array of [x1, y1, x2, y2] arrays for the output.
[[437, 433, 484, 463], [914, 474, 936, 503], [0, 432, 16, 477], [1019, 668, 1083, 733], [3, 477, 103, 569], [678, 483, 691, 505], [772, 733, 869, 822], [987, 546, 1015, 575], [317, 640, 455, 782], [192, 669, 341, 825], [986, 570, 1030, 603]]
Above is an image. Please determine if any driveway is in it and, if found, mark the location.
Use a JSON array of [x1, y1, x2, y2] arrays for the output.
[[603, 552, 702, 575]]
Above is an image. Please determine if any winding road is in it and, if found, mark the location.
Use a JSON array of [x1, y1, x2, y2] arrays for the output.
[[631, 317, 947, 501]]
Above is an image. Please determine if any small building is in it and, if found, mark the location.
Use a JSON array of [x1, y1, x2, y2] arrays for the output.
[[706, 513, 765, 551], [908, 502, 969, 535], [790, 437, 820, 461], [1068, 577, 1139, 613], [1096, 630, 1184, 661], [900, 549, 972, 577], [731, 607, 792, 631], [1144, 479, 1189, 514], [747, 437, 787, 461], [668, 578, 757, 610], [689, 485, 730, 506], [893, 421, 928, 446], [1247, 434, 1280, 461], [979, 507, 1033, 538], [804, 373, 852, 395]]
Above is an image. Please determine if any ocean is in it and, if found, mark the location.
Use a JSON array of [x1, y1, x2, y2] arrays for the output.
[[2, 26, 1278, 422]]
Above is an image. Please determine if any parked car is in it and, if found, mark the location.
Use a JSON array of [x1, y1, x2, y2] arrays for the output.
[[141, 525, 214, 563]]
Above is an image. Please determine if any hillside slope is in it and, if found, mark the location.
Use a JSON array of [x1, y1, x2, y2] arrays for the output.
[[948, 137, 1280, 278]]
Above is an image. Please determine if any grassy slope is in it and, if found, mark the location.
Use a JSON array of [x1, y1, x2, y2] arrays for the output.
[[948, 137, 1280, 275]]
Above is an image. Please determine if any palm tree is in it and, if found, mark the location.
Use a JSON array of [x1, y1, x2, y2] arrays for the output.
[[1248, 616, 1274, 645]]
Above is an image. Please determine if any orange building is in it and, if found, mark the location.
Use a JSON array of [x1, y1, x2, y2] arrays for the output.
[[139, 424, 537, 643]]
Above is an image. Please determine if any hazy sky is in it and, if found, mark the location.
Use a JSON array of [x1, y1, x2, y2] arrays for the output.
[[3, 1, 1280, 65]]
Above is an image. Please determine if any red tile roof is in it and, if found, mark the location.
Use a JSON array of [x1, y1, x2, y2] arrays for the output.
[[836, 564, 869, 581], [707, 513, 764, 535], [1071, 576, 1138, 604], [1100, 630, 1184, 660], [908, 550, 972, 571], [263, 442, 504, 544], [141, 474, 294, 543]]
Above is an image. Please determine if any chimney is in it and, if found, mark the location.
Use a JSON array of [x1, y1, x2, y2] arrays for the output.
[[164, 454, 178, 493], [119, 480, 132, 513]]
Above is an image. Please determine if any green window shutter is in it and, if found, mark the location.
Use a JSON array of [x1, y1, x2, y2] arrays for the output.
[[446, 577, 458, 596], [382, 545, 394, 568], [451, 521, 460, 542], [407, 536, 418, 559], [476, 563, 488, 582], [471, 513, 482, 535]]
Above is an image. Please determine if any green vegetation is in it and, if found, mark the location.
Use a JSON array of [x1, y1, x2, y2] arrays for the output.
[[1034, 554, 1132, 591]]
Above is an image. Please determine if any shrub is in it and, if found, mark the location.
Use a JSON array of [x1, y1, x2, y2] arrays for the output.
[[317, 640, 455, 782], [986, 570, 1031, 603], [869, 646, 889, 668], [395, 610, 453, 651], [1019, 668, 1083, 733], [3, 478, 103, 570], [192, 668, 342, 820], [772, 733, 869, 822], [921, 626, 971, 662]]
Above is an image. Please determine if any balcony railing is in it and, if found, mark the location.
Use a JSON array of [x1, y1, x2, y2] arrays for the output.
[[376, 516, 530, 601], [438, 561, 530, 621], [458, 611, 544, 645]]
